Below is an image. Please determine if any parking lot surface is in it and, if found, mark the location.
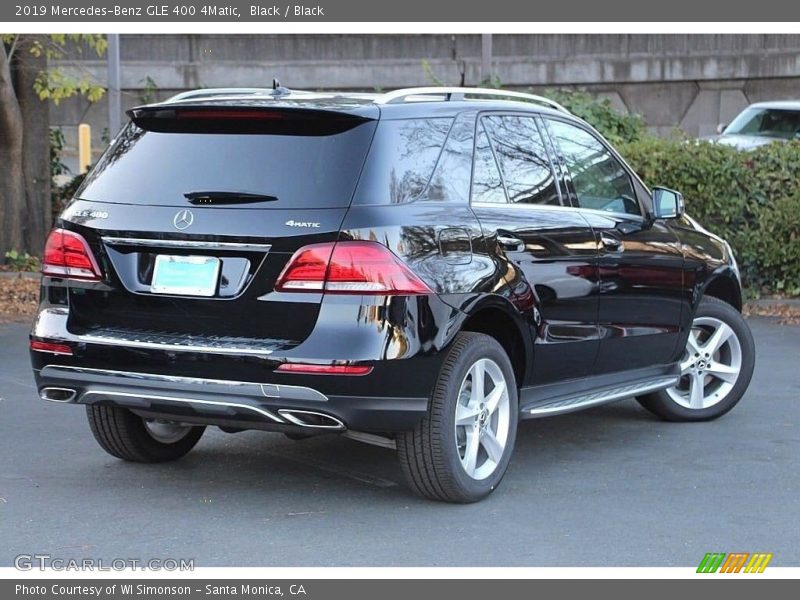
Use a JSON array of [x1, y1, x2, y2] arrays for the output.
[[1, 318, 798, 567]]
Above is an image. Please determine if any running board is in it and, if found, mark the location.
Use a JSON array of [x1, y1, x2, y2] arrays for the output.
[[520, 375, 678, 419]]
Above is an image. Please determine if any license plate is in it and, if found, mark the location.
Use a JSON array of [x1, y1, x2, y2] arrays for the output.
[[151, 255, 220, 297]]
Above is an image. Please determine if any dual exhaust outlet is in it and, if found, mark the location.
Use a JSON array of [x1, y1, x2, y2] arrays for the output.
[[38, 387, 344, 430]]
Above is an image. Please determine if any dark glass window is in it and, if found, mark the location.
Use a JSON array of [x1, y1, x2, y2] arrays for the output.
[[78, 119, 377, 209], [546, 120, 640, 216], [470, 122, 507, 204], [353, 118, 453, 204], [482, 115, 561, 206]]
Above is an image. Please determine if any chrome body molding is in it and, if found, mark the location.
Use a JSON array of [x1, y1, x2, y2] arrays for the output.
[[40, 365, 330, 404], [102, 236, 272, 253], [81, 389, 285, 423]]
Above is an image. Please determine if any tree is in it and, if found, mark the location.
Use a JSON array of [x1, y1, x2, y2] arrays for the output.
[[0, 34, 106, 258]]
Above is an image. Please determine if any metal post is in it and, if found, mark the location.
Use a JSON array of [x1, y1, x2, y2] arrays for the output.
[[481, 34, 493, 85], [107, 34, 122, 136]]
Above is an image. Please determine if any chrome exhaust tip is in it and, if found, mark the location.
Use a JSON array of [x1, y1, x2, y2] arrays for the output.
[[278, 409, 345, 430], [39, 387, 77, 403]]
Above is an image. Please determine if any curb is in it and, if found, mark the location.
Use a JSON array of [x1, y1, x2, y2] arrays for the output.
[[0, 272, 40, 280]]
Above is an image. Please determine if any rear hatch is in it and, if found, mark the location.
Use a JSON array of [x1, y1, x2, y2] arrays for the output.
[[61, 102, 378, 348]]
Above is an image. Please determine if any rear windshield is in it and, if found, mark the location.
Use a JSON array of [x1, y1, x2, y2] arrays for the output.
[[77, 118, 377, 208]]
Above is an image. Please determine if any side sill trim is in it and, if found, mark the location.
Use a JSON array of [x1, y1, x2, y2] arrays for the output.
[[522, 375, 678, 419]]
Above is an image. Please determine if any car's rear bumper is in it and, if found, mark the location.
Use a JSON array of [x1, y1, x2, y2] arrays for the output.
[[33, 364, 429, 433], [29, 293, 462, 432]]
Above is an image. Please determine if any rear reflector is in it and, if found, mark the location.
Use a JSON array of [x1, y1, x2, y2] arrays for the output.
[[30, 340, 73, 356], [276, 363, 373, 376], [42, 228, 102, 280], [275, 241, 431, 295]]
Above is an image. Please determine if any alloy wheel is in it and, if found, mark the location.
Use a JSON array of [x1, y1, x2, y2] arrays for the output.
[[454, 358, 511, 480], [666, 316, 743, 409], [143, 419, 194, 444]]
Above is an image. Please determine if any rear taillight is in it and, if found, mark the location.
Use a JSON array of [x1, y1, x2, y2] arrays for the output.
[[30, 340, 73, 356], [42, 228, 102, 280], [274, 241, 431, 295]]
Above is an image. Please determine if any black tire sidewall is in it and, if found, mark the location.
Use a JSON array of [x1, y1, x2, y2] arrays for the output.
[[436, 335, 519, 500]]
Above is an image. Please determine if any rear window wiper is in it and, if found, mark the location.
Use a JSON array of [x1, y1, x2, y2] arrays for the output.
[[184, 191, 279, 205]]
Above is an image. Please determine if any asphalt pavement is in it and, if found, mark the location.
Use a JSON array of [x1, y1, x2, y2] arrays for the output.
[[1, 318, 798, 567]]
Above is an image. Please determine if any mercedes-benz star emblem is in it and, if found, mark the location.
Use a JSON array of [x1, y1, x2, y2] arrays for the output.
[[173, 209, 194, 230]]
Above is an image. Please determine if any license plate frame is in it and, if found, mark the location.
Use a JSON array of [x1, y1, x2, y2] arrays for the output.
[[151, 254, 221, 297]]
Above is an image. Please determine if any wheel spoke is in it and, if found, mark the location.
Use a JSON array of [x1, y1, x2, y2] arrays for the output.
[[689, 372, 706, 408], [484, 380, 506, 415], [455, 403, 480, 426], [679, 356, 695, 375], [707, 361, 739, 383], [480, 428, 504, 463], [462, 427, 480, 476], [469, 361, 485, 406], [686, 330, 702, 355], [702, 323, 733, 355]]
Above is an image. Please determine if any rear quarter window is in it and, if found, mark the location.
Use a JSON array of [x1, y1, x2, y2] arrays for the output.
[[352, 118, 453, 205]]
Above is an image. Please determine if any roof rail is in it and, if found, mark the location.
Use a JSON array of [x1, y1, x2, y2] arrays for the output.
[[375, 87, 570, 114], [165, 87, 313, 103]]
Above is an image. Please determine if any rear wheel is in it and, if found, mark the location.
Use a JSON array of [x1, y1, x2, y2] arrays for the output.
[[637, 296, 755, 421], [397, 332, 518, 503], [86, 405, 205, 462]]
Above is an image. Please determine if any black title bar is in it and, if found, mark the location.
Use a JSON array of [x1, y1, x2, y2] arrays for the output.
[[3, 0, 800, 22]]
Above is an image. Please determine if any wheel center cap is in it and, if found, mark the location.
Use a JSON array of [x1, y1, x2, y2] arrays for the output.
[[696, 358, 708, 370], [479, 409, 489, 424]]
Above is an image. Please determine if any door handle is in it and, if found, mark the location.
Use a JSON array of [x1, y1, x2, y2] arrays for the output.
[[600, 233, 624, 252], [497, 234, 525, 252]]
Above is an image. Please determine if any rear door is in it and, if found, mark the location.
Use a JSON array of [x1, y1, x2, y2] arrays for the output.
[[470, 113, 600, 384], [62, 105, 378, 347], [543, 117, 685, 373]]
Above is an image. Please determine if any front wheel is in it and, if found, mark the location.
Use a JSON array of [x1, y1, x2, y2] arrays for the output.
[[397, 332, 518, 503], [638, 296, 755, 421]]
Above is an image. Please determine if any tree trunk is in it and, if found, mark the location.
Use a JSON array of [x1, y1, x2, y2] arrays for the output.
[[16, 36, 51, 254], [0, 42, 26, 258]]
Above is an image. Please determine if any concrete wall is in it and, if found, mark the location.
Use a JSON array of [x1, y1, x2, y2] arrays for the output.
[[52, 34, 800, 170]]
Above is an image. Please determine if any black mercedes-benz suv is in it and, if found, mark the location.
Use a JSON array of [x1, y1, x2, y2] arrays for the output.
[[30, 86, 755, 503]]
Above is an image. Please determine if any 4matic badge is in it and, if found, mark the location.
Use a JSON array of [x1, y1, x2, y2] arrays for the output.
[[285, 220, 321, 228]]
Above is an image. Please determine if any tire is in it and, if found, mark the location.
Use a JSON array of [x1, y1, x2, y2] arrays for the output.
[[637, 296, 755, 422], [86, 405, 205, 463], [397, 332, 519, 503]]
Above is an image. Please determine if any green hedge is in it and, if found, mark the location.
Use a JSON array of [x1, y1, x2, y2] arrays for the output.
[[618, 137, 800, 296]]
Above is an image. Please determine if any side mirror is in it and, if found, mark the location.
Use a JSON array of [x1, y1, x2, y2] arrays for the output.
[[716, 123, 727, 135], [652, 187, 685, 219]]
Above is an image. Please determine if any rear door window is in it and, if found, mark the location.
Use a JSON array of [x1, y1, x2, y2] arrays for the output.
[[471, 122, 508, 204], [481, 115, 562, 206], [77, 115, 377, 209]]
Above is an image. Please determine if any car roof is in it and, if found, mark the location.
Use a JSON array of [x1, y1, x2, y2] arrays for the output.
[[134, 87, 577, 122], [745, 100, 800, 111]]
